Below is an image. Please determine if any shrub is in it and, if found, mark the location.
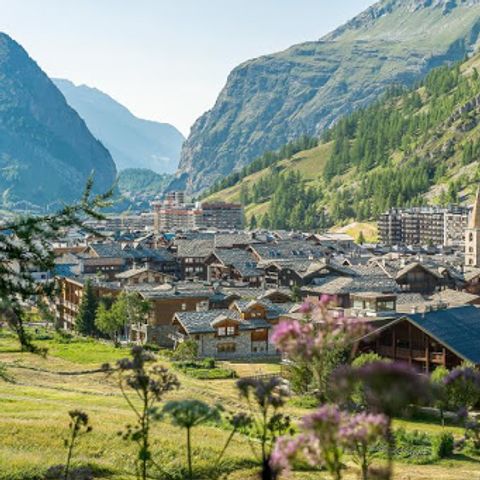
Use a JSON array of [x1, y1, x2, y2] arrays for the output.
[[183, 368, 236, 380], [203, 357, 216, 369], [142, 342, 161, 352], [172, 339, 198, 361], [288, 394, 318, 409], [431, 432, 454, 460]]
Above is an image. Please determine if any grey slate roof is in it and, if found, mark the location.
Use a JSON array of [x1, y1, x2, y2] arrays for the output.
[[89, 243, 174, 262], [251, 240, 326, 261], [176, 239, 215, 258], [211, 249, 262, 277], [407, 306, 480, 364], [175, 309, 270, 334], [215, 233, 255, 248]]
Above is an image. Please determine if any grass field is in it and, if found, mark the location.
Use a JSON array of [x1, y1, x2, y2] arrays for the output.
[[1, 329, 480, 479]]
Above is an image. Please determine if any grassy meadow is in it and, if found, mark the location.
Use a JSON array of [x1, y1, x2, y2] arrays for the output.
[[1, 328, 480, 479]]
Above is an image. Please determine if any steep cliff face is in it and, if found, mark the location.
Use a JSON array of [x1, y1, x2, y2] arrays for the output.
[[177, 0, 480, 193], [54, 79, 185, 174], [0, 33, 117, 210]]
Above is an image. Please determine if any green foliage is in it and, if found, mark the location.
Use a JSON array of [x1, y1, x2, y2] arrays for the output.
[[163, 400, 222, 480], [75, 280, 98, 336], [172, 339, 199, 361], [212, 56, 480, 229], [117, 168, 172, 195], [431, 432, 454, 460], [204, 135, 318, 197], [288, 394, 318, 409], [0, 176, 112, 352], [174, 358, 236, 380], [95, 292, 150, 343]]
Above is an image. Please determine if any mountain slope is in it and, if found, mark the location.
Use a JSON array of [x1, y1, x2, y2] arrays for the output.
[[205, 51, 480, 230], [54, 79, 185, 174], [177, 0, 480, 193], [0, 33, 116, 210]]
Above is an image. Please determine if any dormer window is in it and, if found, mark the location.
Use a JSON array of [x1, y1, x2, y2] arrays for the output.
[[218, 326, 235, 336]]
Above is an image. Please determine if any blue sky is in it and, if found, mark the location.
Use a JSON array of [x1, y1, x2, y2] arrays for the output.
[[0, 0, 374, 135]]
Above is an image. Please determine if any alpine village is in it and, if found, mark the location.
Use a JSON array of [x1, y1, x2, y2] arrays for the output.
[[10, 1, 480, 480]]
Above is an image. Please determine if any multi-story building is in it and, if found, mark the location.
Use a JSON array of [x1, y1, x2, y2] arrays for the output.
[[378, 206, 469, 247], [196, 202, 244, 230], [152, 194, 243, 231]]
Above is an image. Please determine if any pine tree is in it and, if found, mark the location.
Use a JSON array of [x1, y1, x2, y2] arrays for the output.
[[75, 280, 98, 336], [357, 230, 366, 245], [249, 214, 258, 230]]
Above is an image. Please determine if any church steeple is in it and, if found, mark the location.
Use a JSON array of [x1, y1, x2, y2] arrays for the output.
[[465, 187, 480, 268]]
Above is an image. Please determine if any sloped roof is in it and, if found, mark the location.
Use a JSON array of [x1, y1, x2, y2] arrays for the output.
[[407, 306, 480, 364], [176, 239, 215, 258], [395, 262, 443, 280], [174, 309, 270, 334], [211, 249, 262, 277]]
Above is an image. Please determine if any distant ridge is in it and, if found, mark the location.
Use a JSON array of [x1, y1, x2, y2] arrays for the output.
[[54, 79, 185, 174]]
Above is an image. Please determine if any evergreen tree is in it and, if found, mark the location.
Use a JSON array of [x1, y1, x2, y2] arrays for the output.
[[357, 230, 366, 245], [0, 177, 112, 352], [261, 213, 271, 229], [249, 214, 258, 230], [75, 280, 98, 336]]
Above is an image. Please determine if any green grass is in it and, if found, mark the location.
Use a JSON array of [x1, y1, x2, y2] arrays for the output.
[[1, 331, 480, 479]]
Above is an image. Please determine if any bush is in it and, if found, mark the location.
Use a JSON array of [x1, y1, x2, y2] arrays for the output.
[[172, 339, 198, 361], [182, 368, 236, 380], [143, 343, 161, 352], [431, 432, 454, 459], [289, 395, 318, 409], [203, 357, 216, 369]]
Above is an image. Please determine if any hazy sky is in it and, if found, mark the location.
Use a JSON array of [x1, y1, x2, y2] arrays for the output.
[[0, 0, 374, 136]]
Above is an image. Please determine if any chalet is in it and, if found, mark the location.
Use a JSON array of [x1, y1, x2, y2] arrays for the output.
[[115, 267, 174, 286], [262, 258, 355, 288], [172, 299, 295, 358], [363, 305, 480, 371], [205, 249, 263, 286], [303, 265, 398, 308], [395, 263, 443, 294], [131, 284, 214, 346], [175, 239, 214, 280], [83, 242, 177, 278]]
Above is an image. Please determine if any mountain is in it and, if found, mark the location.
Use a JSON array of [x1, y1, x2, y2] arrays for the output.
[[177, 0, 480, 193], [54, 79, 185, 174], [204, 51, 480, 231], [118, 168, 171, 197], [0, 33, 116, 210]]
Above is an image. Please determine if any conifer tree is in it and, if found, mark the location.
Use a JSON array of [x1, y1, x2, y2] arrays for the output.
[[249, 214, 258, 230], [75, 280, 98, 336]]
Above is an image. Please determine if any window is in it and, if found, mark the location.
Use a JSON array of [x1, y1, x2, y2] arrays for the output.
[[217, 327, 226, 336], [217, 343, 236, 353], [226, 326, 235, 336], [181, 303, 187, 311]]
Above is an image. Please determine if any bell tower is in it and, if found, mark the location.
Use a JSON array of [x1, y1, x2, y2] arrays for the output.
[[465, 187, 480, 267]]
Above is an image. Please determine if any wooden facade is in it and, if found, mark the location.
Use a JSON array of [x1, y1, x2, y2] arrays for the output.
[[363, 318, 463, 372]]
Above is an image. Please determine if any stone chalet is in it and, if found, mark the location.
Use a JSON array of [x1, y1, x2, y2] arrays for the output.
[[173, 299, 296, 358]]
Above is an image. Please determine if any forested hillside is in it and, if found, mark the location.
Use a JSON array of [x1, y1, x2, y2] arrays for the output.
[[205, 53, 480, 231], [177, 0, 480, 193]]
